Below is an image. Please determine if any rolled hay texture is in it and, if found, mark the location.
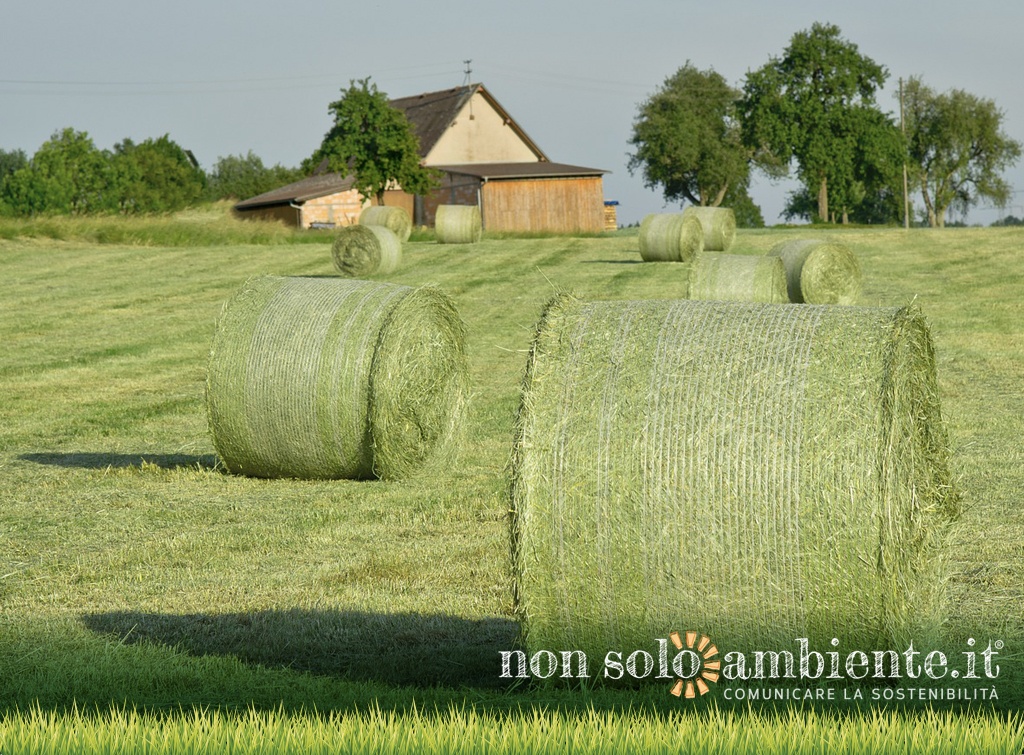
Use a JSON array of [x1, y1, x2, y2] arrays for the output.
[[207, 276, 468, 480], [510, 295, 958, 662], [682, 206, 737, 251], [768, 238, 862, 305], [359, 205, 412, 242], [435, 204, 482, 244], [638, 212, 704, 262], [331, 225, 402, 278], [688, 252, 789, 304]]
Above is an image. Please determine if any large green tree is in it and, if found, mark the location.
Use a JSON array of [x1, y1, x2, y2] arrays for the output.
[[2, 128, 117, 215], [740, 22, 901, 223], [308, 78, 438, 205], [112, 134, 206, 213], [902, 76, 1021, 227], [627, 62, 751, 208]]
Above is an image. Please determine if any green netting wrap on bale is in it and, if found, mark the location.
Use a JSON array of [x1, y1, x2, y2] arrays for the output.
[[359, 205, 412, 242], [689, 252, 790, 304], [207, 276, 468, 480], [768, 238, 862, 304], [510, 296, 958, 663], [638, 213, 704, 262], [435, 204, 482, 244], [682, 206, 737, 251], [331, 225, 403, 278]]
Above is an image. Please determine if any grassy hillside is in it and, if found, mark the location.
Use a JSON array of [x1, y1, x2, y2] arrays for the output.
[[1, 224, 1022, 750]]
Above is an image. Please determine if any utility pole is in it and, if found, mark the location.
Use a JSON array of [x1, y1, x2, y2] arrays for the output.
[[900, 77, 910, 230]]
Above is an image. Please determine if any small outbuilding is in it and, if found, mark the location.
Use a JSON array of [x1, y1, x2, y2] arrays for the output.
[[234, 83, 609, 234]]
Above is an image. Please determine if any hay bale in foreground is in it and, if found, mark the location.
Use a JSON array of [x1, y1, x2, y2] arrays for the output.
[[768, 238, 862, 304], [510, 296, 957, 661], [638, 213, 704, 262], [207, 276, 468, 480], [359, 205, 412, 242], [682, 206, 737, 251], [331, 225, 402, 277], [435, 204, 482, 244]]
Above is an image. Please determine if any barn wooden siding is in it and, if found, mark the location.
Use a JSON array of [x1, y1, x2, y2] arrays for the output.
[[482, 176, 605, 233]]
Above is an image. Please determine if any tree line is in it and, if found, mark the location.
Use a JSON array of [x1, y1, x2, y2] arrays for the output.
[[0, 78, 440, 220], [0, 131, 304, 217], [628, 22, 1021, 227]]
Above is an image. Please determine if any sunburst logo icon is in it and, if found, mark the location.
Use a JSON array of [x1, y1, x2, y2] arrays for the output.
[[668, 630, 721, 698]]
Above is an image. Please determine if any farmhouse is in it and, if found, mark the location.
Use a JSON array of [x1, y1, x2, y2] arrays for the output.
[[234, 83, 609, 233]]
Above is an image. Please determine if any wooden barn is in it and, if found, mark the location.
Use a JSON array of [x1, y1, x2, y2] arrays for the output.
[[234, 83, 608, 233]]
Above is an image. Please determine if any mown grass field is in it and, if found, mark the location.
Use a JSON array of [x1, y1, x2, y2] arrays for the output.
[[1, 214, 1022, 752]]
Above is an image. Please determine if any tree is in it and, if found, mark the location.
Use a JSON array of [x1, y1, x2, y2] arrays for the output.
[[206, 151, 303, 201], [739, 22, 901, 223], [0, 148, 26, 182], [0, 148, 28, 215], [2, 128, 117, 215], [627, 63, 752, 208], [309, 78, 438, 205], [112, 134, 206, 213], [902, 77, 1022, 227]]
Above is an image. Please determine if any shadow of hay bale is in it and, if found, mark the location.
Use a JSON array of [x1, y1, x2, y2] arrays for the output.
[[80, 609, 519, 689]]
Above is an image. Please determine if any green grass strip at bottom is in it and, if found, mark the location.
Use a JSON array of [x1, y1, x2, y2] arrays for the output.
[[1, 705, 1021, 755]]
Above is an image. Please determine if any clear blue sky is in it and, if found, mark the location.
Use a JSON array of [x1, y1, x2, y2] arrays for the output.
[[2, 0, 1021, 225]]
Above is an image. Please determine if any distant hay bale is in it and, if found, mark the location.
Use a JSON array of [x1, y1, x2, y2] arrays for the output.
[[435, 204, 482, 244], [359, 205, 412, 242], [638, 213, 704, 262], [206, 276, 468, 480], [768, 238, 862, 304], [682, 206, 737, 251], [510, 295, 958, 662], [689, 252, 789, 303], [331, 225, 402, 277]]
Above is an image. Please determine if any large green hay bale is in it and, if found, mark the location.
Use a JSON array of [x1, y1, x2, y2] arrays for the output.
[[359, 205, 412, 242], [435, 204, 482, 244], [682, 206, 737, 251], [688, 252, 789, 303], [768, 238, 862, 304], [510, 296, 957, 662], [638, 213, 704, 262], [207, 276, 468, 480], [331, 225, 402, 278]]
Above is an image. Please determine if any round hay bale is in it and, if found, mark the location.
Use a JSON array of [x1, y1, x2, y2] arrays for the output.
[[688, 252, 789, 303], [638, 213, 704, 262], [359, 205, 412, 242], [682, 206, 737, 251], [331, 225, 402, 278], [435, 204, 482, 244], [510, 296, 958, 661], [768, 238, 862, 304], [206, 276, 468, 480]]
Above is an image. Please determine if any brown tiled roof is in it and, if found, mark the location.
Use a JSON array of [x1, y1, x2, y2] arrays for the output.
[[234, 172, 356, 210], [389, 83, 548, 161], [434, 162, 608, 180]]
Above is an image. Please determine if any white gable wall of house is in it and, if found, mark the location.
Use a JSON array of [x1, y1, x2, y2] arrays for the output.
[[424, 91, 541, 166]]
